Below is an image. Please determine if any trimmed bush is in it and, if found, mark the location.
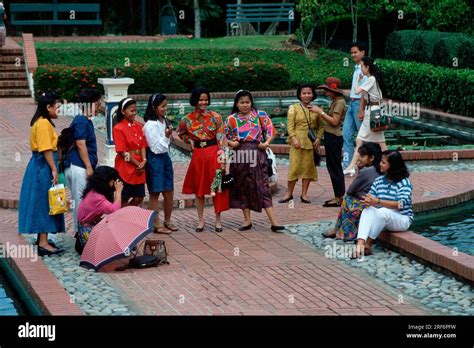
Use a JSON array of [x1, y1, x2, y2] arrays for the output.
[[33, 62, 291, 101], [36, 47, 354, 89], [457, 41, 474, 69], [379, 60, 473, 117], [385, 30, 474, 68]]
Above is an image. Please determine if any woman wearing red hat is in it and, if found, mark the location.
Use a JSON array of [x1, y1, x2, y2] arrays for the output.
[[311, 77, 347, 207]]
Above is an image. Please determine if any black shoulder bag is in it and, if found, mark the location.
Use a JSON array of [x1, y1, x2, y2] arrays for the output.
[[299, 105, 321, 166]]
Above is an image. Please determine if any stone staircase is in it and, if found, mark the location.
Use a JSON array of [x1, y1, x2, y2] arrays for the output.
[[0, 47, 30, 98]]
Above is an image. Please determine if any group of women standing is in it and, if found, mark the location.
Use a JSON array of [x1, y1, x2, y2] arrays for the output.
[[18, 63, 413, 259], [111, 87, 285, 234]]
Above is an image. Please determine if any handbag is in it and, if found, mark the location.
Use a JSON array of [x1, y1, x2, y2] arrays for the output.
[[299, 104, 321, 166], [257, 113, 276, 178], [48, 184, 68, 215], [144, 239, 170, 265], [368, 82, 391, 132]]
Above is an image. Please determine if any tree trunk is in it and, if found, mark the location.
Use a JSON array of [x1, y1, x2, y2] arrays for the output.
[[367, 18, 372, 56], [325, 21, 340, 48], [194, 0, 201, 38], [263, 0, 288, 35], [351, 0, 358, 42]]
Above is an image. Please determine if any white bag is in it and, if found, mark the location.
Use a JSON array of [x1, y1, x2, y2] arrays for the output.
[[266, 148, 278, 182]]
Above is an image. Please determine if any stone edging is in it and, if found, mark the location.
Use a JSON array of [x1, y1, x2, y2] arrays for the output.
[[0, 222, 83, 315], [378, 189, 474, 284]]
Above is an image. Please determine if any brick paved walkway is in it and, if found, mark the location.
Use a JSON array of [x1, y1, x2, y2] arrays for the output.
[[1, 98, 473, 315]]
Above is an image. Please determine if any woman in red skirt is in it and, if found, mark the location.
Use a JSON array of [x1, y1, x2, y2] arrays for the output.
[[177, 87, 230, 233]]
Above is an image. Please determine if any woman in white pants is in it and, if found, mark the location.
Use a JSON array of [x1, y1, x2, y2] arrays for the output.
[[352, 150, 413, 258]]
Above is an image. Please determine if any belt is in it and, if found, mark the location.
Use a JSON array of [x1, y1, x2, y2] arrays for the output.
[[350, 98, 361, 102], [368, 102, 381, 106], [194, 138, 217, 148]]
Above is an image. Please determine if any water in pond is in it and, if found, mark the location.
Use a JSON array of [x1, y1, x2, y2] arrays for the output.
[[412, 208, 474, 256], [0, 270, 24, 316]]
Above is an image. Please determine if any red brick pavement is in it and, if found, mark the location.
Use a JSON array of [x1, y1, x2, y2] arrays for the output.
[[2, 97, 473, 315]]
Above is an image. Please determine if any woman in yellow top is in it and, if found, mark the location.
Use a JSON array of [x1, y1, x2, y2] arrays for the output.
[[18, 92, 65, 256], [279, 84, 324, 204]]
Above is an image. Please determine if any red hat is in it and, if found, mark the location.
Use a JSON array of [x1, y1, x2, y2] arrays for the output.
[[318, 77, 343, 95]]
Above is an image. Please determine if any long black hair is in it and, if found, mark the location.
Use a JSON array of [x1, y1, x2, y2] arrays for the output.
[[31, 92, 60, 127], [232, 89, 257, 114], [358, 142, 382, 174], [362, 56, 384, 93], [81, 166, 120, 203], [116, 97, 137, 123], [383, 150, 410, 182], [144, 93, 167, 122]]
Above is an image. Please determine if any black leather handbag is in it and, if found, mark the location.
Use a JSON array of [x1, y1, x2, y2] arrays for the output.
[[300, 105, 321, 167]]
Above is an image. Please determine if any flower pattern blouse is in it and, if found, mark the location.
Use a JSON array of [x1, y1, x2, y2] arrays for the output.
[[177, 110, 226, 148], [225, 109, 275, 142]]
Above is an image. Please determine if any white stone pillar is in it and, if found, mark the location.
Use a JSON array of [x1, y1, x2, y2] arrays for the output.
[[97, 78, 134, 167]]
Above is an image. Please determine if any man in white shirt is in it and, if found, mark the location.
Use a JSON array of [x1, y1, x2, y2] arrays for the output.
[[343, 42, 367, 169]]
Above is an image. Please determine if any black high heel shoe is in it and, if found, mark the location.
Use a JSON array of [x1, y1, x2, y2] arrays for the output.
[[271, 225, 285, 233], [36, 240, 57, 248], [195, 224, 205, 232], [300, 196, 311, 204], [278, 196, 293, 203], [215, 226, 223, 233], [37, 246, 64, 257], [238, 224, 252, 231]]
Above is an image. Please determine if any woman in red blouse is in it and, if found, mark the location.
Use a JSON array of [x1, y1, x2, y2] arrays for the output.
[[177, 87, 230, 232], [113, 98, 147, 207]]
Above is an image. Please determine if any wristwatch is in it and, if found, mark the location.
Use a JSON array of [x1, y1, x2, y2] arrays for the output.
[[377, 198, 381, 208]]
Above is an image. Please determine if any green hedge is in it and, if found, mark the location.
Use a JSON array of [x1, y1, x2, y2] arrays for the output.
[[34, 46, 474, 116], [36, 47, 354, 89], [34, 62, 291, 101], [385, 30, 474, 68], [379, 60, 473, 117]]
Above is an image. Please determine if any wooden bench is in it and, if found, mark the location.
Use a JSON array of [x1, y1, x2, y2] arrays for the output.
[[10, 2, 101, 26], [226, 3, 294, 35]]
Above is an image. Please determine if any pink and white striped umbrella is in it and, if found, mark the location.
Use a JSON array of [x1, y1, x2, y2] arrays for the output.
[[80, 206, 157, 271]]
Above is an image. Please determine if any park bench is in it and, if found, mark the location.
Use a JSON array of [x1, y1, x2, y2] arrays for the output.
[[9, 2, 101, 26], [226, 3, 294, 35]]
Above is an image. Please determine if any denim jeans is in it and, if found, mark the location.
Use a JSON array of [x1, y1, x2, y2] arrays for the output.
[[342, 100, 362, 168]]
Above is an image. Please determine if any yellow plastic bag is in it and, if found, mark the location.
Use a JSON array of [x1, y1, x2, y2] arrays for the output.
[[48, 184, 68, 215]]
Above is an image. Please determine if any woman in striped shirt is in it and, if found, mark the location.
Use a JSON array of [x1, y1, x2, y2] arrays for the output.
[[352, 150, 413, 258]]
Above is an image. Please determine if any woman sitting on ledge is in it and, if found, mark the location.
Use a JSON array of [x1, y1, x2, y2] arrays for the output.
[[351, 150, 414, 258], [322, 142, 382, 241]]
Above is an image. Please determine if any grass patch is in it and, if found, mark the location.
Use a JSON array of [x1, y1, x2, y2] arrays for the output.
[[34, 35, 292, 49]]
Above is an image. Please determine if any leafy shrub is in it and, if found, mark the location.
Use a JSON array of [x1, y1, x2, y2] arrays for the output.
[[385, 30, 474, 68], [34, 62, 291, 101], [379, 60, 473, 117]]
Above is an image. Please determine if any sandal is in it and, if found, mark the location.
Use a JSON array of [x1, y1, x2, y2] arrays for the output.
[[164, 221, 178, 231], [154, 224, 171, 234]]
